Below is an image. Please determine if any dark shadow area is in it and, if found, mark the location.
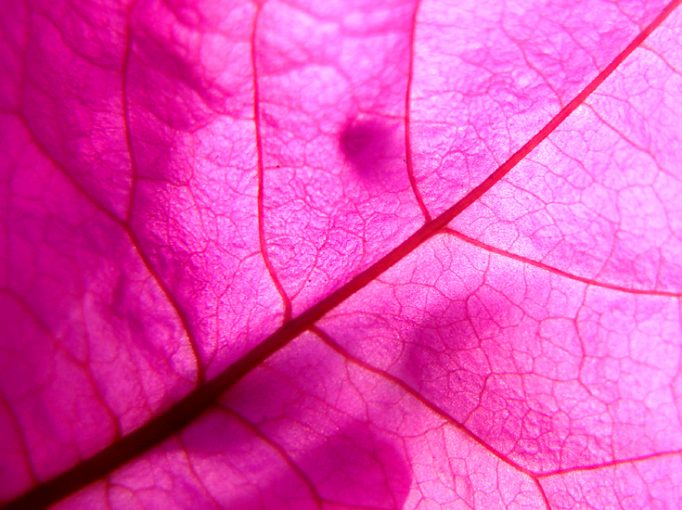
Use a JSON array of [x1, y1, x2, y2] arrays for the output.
[[298, 420, 411, 509], [338, 116, 400, 182], [185, 412, 411, 509], [400, 306, 490, 425]]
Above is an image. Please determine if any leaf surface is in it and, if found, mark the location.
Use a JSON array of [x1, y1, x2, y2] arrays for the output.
[[1, 0, 682, 508]]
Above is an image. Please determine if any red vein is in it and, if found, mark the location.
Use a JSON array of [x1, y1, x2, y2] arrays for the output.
[[119, 19, 205, 384], [537, 448, 682, 477], [404, 0, 430, 220], [5, 2, 679, 508], [443, 228, 682, 298], [251, 5, 292, 323]]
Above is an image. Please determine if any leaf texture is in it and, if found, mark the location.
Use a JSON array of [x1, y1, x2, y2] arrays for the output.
[[1, 0, 682, 508]]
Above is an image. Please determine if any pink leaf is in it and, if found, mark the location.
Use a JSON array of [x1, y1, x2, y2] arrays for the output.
[[1, 0, 682, 508]]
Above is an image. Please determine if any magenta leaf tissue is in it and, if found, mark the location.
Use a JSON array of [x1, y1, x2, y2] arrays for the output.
[[2, 0, 682, 508]]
